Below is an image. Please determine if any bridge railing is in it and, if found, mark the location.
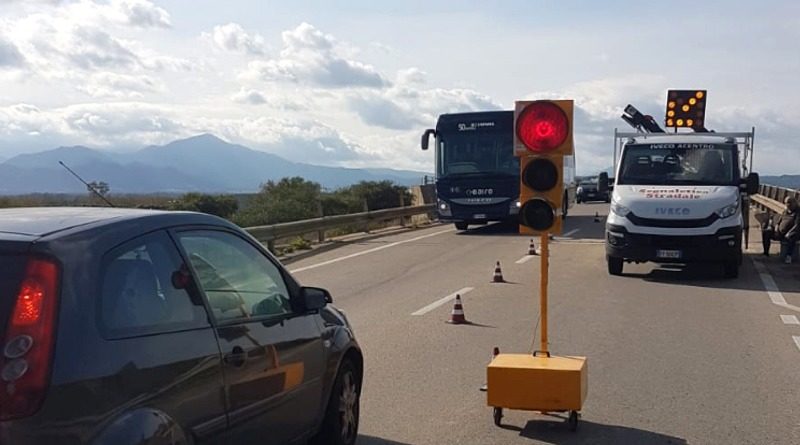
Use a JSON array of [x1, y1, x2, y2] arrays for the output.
[[751, 184, 799, 215], [245, 204, 437, 252]]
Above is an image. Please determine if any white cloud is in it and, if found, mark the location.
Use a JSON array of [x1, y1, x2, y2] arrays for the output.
[[0, 36, 25, 68], [396, 67, 426, 85], [204, 23, 266, 55], [79, 72, 162, 98], [348, 93, 423, 131], [117, 0, 171, 28], [239, 22, 389, 89], [231, 87, 267, 105]]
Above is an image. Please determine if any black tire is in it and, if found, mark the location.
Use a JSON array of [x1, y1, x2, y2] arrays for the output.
[[314, 360, 361, 445], [607, 256, 623, 276], [493, 407, 503, 426], [723, 261, 739, 279], [454, 222, 468, 231], [568, 411, 579, 432]]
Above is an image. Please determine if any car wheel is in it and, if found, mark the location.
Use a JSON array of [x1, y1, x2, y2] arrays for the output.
[[314, 360, 361, 445], [607, 256, 623, 276], [455, 222, 468, 231], [723, 261, 739, 279]]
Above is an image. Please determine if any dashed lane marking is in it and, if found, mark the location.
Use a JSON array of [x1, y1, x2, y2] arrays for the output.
[[290, 228, 454, 274], [781, 315, 800, 325], [794, 336, 800, 352], [515, 255, 536, 264], [412, 287, 474, 316]]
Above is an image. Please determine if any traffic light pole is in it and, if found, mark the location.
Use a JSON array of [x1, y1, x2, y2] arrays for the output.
[[539, 233, 549, 354]]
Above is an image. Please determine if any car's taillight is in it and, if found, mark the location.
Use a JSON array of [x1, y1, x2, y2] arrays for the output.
[[0, 258, 60, 420]]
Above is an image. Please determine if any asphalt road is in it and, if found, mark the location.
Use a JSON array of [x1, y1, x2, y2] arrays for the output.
[[288, 203, 800, 445]]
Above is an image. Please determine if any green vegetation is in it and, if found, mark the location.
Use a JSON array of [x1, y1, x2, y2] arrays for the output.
[[0, 178, 413, 229], [169, 193, 239, 219]]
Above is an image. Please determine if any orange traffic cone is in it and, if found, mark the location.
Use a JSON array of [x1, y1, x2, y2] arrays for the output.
[[447, 294, 467, 324], [492, 261, 504, 283], [528, 239, 537, 255]]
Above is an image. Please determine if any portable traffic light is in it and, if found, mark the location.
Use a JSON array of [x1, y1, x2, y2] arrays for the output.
[[665, 90, 706, 130], [514, 100, 573, 235]]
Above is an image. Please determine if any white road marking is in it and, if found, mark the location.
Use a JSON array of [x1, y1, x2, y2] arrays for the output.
[[562, 228, 580, 238], [781, 315, 800, 325], [752, 260, 787, 305], [515, 255, 536, 264], [794, 336, 800, 352], [411, 287, 474, 316], [289, 228, 454, 273]]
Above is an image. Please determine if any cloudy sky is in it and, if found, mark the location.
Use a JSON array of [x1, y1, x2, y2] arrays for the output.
[[0, 0, 798, 174]]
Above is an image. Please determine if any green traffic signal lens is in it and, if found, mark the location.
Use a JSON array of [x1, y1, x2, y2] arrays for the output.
[[520, 198, 555, 231]]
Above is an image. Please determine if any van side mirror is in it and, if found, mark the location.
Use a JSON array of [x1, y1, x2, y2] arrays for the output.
[[421, 129, 435, 151], [301, 287, 331, 311], [742, 172, 759, 195], [598, 172, 609, 193]]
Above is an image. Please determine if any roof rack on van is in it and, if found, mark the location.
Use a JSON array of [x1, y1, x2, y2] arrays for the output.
[[612, 128, 756, 178]]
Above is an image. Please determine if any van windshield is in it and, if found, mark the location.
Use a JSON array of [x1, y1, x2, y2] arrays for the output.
[[617, 143, 738, 186]]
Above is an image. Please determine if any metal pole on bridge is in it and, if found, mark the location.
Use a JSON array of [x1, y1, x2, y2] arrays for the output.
[[540, 233, 549, 354]]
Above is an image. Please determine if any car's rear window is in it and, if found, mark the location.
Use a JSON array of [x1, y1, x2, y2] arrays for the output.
[[0, 255, 29, 338]]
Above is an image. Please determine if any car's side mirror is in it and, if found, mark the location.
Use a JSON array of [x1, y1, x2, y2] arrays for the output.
[[598, 172, 609, 193], [742, 172, 759, 195], [301, 286, 331, 311], [421, 129, 435, 151]]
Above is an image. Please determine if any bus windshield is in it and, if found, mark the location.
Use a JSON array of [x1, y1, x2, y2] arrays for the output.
[[617, 143, 738, 186], [437, 131, 518, 178]]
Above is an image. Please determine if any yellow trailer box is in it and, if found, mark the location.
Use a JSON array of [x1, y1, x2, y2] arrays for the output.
[[487, 353, 587, 412]]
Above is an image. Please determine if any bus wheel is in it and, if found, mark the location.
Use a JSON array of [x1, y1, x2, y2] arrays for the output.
[[455, 222, 468, 231]]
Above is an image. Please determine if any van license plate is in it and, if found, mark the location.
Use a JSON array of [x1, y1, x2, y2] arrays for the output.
[[473, 214, 487, 219], [656, 249, 682, 259]]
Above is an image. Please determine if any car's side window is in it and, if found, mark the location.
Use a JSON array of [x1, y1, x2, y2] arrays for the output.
[[176, 230, 293, 323], [99, 231, 209, 339]]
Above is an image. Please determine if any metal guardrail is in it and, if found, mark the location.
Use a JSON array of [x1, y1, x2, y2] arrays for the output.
[[245, 204, 436, 251], [752, 184, 799, 215]]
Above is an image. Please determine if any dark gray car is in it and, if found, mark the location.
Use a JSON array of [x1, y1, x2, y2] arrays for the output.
[[0, 207, 362, 445]]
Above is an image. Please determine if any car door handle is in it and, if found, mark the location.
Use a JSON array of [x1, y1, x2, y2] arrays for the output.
[[224, 346, 247, 368]]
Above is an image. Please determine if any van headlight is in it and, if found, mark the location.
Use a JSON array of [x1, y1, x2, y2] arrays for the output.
[[715, 200, 739, 219], [610, 201, 631, 217]]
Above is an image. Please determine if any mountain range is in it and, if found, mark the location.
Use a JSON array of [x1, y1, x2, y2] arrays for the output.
[[0, 134, 429, 195]]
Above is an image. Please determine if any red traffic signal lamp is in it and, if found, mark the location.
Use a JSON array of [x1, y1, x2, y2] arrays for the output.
[[514, 100, 573, 235]]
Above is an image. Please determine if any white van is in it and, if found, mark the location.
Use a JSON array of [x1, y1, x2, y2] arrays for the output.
[[604, 132, 759, 278]]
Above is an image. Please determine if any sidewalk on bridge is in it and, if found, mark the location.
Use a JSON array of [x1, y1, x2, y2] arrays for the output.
[[745, 212, 800, 303]]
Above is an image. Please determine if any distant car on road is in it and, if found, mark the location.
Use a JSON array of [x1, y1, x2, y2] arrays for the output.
[[0, 207, 362, 445], [577, 180, 610, 203]]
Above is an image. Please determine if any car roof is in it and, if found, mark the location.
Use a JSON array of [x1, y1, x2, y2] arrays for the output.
[[0, 207, 219, 239]]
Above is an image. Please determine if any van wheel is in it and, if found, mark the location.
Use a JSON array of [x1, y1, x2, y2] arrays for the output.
[[455, 222, 468, 231], [723, 261, 739, 279], [313, 360, 360, 445], [607, 256, 623, 276]]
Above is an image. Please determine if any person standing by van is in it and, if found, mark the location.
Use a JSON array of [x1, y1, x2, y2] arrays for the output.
[[774, 197, 800, 264]]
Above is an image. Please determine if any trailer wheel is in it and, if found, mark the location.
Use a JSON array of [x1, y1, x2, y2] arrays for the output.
[[568, 411, 579, 431], [493, 407, 503, 426]]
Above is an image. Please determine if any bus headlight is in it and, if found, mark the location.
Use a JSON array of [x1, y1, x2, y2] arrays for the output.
[[438, 199, 452, 217]]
